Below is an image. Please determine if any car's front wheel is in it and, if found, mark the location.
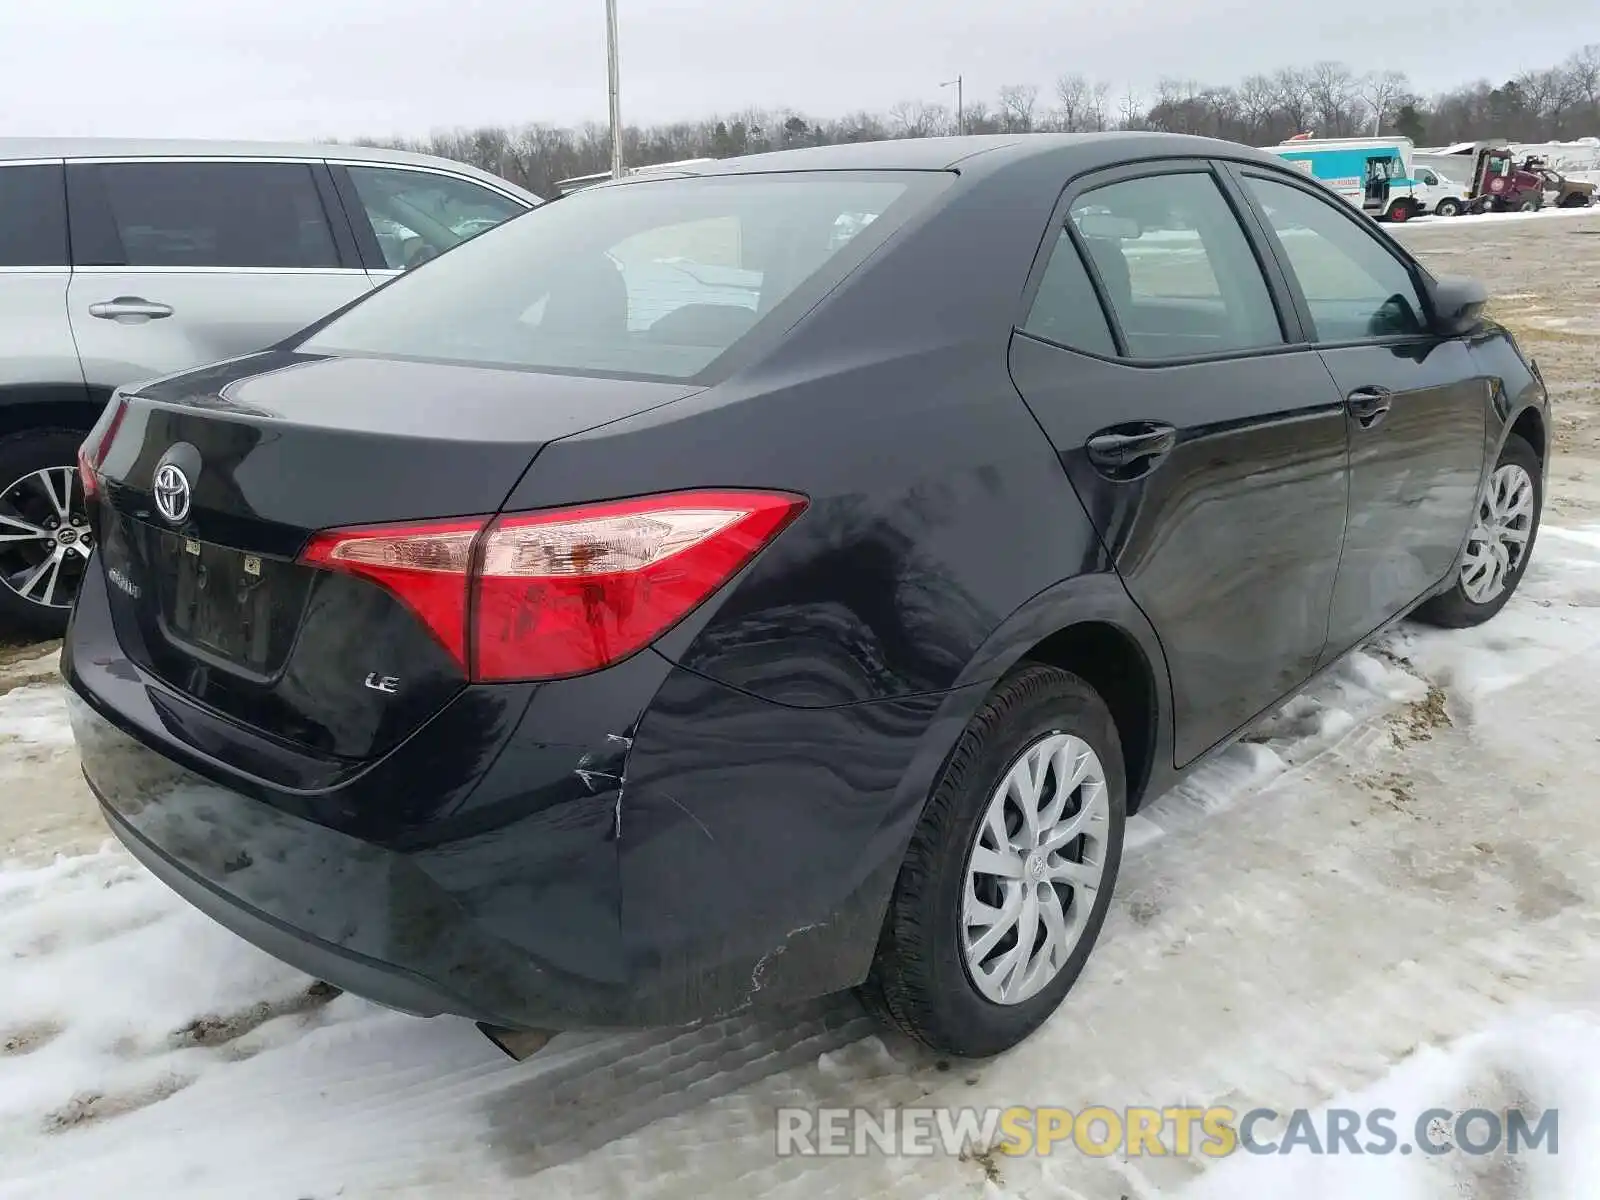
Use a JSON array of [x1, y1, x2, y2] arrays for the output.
[[860, 664, 1125, 1057], [1414, 433, 1542, 629], [0, 429, 94, 638], [1434, 198, 1463, 218]]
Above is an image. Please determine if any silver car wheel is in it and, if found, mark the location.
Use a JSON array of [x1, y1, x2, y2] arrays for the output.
[[0, 466, 92, 610], [1460, 463, 1535, 606], [962, 731, 1110, 1006]]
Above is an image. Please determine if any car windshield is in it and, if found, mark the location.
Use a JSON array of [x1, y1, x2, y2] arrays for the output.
[[301, 171, 936, 381]]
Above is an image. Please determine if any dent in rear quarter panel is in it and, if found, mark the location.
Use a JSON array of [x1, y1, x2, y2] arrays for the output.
[[508, 343, 1108, 708], [617, 665, 993, 1014]]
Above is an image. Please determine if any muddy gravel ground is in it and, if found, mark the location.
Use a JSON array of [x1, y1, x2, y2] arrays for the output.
[[2, 207, 1597, 866], [1396, 209, 1600, 521]]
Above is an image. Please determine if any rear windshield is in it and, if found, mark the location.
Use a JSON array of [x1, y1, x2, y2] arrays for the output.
[[300, 171, 938, 381]]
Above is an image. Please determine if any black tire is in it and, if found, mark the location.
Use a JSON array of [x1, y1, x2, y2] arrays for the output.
[[1414, 434, 1542, 629], [1385, 199, 1414, 223], [859, 664, 1126, 1057], [1518, 196, 1539, 213], [1434, 198, 1462, 218], [0, 428, 92, 639]]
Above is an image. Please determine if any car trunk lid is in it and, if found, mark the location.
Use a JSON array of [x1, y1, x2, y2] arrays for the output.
[[87, 349, 699, 763]]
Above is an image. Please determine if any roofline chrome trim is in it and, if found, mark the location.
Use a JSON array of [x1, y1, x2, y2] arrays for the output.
[[325, 158, 536, 205], [71, 265, 375, 276]]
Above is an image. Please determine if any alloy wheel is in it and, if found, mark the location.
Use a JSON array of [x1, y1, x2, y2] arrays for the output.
[[1460, 463, 1535, 605], [0, 465, 93, 612], [961, 732, 1110, 1005]]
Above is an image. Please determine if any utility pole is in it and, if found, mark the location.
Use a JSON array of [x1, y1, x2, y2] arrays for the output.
[[941, 75, 963, 135], [606, 0, 623, 178]]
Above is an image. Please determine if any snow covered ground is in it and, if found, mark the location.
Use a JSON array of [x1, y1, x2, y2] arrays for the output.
[[6, 527, 1600, 1199]]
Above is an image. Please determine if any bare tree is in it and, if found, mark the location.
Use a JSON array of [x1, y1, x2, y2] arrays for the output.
[[1054, 74, 1112, 132], [1272, 67, 1314, 135], [888, 100, 949, 139], [1307, 61, 1359, 135], [1236, 73, 1279, 139], [351, 48, 1600, 190], [1118, 87, 1146, 131], [998, 84, 1040, 132], [1054, 74, 1090, 131], [1565, 44, 1600, 110], [1357, 70, 1409, 135]]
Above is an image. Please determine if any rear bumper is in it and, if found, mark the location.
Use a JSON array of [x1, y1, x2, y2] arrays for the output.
[[93, 781, 481, 1022], [66, 560, 978, 1030], [69, 688, 619, 1027]]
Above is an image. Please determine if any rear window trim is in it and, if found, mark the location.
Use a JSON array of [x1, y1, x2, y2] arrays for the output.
[[295, 167, 956, 389]]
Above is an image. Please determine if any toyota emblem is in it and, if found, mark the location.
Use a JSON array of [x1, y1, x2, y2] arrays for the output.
[[153, 463, 192, 523]]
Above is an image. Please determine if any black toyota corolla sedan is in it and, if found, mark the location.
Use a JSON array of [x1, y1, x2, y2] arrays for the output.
[[64, 133, 1547, 1058]]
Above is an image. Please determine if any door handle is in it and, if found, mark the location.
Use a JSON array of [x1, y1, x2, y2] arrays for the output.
[[1346, 386, 1393, 428], [88, 297, 174, 322], [1085, 423, 1178, 473]]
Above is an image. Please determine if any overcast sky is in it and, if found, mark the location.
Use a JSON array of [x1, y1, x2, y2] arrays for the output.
[[1, 0, 1585, 141]]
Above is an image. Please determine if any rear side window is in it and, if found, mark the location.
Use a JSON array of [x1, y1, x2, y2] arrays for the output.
[[302, 171, 940, 381], [0, 164, 68, 268], [345, 165, 527, 270], [88, 162, 340, 269], [1066, 172, 1284, 360], [1021, 229, 1117, 356], [1242, 174, 1427, 342]]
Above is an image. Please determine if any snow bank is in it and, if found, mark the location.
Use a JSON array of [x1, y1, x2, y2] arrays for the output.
[[1181, 1011, 1600, 1199]]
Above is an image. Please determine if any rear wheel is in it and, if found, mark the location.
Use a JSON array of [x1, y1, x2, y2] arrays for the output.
[[1414, 434, 1542, 629], [0, 430, 93, 638], [1517, 196, 1539, 212], [1385, 199, 1414, 223], [859, 665, 1125, 1057]]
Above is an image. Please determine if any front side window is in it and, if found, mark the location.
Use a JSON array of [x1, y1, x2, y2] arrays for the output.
[[346, 165, 527, 270], [92, 162, 340, 269], [0, 164, 68, 268], [1243, 174, 1427, 342], [1065, 172, 1283, 360], [301, 171, 933, 381]]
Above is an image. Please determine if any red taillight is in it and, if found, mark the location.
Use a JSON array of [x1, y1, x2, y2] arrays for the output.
[[300, 516, 486, 670], [298, 490, 807, 682], [78, 395, 130, 500]]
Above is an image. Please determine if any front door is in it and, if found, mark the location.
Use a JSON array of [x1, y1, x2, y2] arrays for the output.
[[1232, 166, 1487, 655], [1363, 157, 1392, 215], [64, 160, 373, 390], [1008, 162, 1350, 765]]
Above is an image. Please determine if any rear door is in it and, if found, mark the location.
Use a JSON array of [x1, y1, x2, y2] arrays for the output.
[[65, 158, 373, 390], [328, 162, 531, 280], [1007, 160, 1351, 765], [1229, 165, 1486, 656]]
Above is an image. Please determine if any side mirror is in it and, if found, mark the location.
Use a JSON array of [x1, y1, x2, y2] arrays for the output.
[[1425, 273, 1488, 337]]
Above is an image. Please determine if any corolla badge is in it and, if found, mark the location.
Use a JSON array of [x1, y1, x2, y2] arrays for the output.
[[152, 463, 191, 523]]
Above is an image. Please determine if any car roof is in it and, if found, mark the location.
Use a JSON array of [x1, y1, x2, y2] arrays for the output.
[[573, 132, 1294, 192], [0, 137, 540, 201]]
